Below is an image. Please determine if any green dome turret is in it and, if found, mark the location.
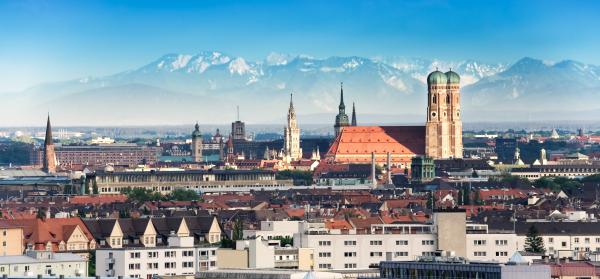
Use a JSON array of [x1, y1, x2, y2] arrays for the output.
[[192, 123, 202, 137], [445, 70, 460, 84], [427, 70, 447, 85]]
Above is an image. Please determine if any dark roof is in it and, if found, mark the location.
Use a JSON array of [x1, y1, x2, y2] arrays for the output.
[[515, 221, 600, 235]]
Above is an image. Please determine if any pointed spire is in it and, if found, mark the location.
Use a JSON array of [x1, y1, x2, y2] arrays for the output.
[[339, 82, 345, 110], [44, 113, 53, 146], [290, 92, 294, 108], [194, 122, 200, 131], [351, 102, 357, 126]]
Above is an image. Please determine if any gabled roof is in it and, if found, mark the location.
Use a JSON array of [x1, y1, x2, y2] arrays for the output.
[[3, 218, 94, 251]]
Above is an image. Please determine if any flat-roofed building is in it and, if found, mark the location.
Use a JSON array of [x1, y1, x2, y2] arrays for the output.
[[0, 250, 87, 277], [88, 169, 293, 194], [32, 143, 162, 167]]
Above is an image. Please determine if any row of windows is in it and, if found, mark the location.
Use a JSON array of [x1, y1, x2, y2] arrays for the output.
[[129, 250, 216, 259]]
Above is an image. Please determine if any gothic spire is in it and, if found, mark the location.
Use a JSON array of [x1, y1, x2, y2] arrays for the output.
[[44, 113, 53, 146], [351, 102, 357, 126], [339, 82, 345, 111]]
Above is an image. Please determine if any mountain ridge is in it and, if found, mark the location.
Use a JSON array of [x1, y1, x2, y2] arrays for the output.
[[2, 52, 600, 126]]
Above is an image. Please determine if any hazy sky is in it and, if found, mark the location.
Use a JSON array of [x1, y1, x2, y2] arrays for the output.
[[1, 0, 599, 92]]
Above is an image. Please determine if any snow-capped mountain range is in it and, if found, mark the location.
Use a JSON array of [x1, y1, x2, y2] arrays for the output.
[[2, 51, 600, 126]]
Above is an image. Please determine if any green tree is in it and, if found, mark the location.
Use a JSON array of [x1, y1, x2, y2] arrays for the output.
[[232, 218, 243, 241], [426, 191, 434, 210], [463, 188, 471, 205], [92, 180, 99, 195], [167, 189, 200, 201], [121, 187, 163, 203], [276, 170, 313, 186], [37, 207, 47, 219], [273, 236, 294, 247], [524, 225, 546, 254], [88, 251, 96, 276]]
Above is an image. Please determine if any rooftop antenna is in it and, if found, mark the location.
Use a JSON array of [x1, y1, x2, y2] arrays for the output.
[[236, 105, 240, 121]]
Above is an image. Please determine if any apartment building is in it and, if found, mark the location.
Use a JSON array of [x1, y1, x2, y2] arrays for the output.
[[95, 234, 218, 278], [295, 222, 438, 270], [288, 210, 522, 270], [0, 250, 87, 277]]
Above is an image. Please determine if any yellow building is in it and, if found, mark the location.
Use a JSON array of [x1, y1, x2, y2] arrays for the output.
[[0, 222, 23, 256]]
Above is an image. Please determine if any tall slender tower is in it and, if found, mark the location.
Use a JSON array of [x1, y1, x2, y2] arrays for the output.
[[226, 134, 235, 163], [43, 114, 57, 173], [351, 102, 357, 126], [334, 82, 350, 137], [191, 122, 203, 162], [283, 93, 302, 162], [425, 70, 463, 159]]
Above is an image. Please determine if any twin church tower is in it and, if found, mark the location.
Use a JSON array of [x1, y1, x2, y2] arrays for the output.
[[425, 69, 463, 159]]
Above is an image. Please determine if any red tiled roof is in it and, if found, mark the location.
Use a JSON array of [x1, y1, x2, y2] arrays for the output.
[[550, 262, 598, 277], [285, 208, 305, 218], [478, 189, 527, 201], [70, 194, 127, 205], [326, 126, 425, 164], [1, 217, 94, 252], [325, 219, 353, 230], [349, 216, 384, 230]]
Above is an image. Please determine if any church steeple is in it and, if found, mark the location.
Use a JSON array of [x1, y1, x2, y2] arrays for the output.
[[351, 102, 357, 126], [43, 114, 57, 174], [338, 82, 345, 113], [283, 92, 301, 162], [44, 114, 53, 147], [334, 82, 350, 138]]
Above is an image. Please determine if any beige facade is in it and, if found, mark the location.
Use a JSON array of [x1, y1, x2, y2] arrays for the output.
[[297, 247, 314, 270], [425, 71, 463, 159], [0, 227, 23, 256], [216, 249, 248, 269], [434, 210, 467, 257]]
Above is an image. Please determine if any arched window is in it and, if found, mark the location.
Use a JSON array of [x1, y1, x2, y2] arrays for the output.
[[446, 94, 450, 104], [432, 95, 437, 104]]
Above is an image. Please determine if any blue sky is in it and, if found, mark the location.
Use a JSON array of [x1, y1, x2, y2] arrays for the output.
[[1, 0, 599, 92]]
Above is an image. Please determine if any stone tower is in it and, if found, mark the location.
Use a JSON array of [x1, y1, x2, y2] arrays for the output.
[[191, 122, 203, 162], [425, 70, 463, 159], [43, 114, 57, 174], [334, 82, 350, 138], [283, 93, 302, 162]]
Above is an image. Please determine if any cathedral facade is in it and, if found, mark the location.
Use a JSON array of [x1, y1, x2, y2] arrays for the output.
[[283, 94, 302, 162], [327, 71, 463, 167]]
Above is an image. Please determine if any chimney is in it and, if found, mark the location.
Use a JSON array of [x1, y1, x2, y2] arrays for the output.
[[371, 152, 377, 189]]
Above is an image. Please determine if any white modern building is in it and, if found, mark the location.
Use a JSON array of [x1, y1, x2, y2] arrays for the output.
[[0, 250, 87, 277], [243, 220, 304, 240], [95, 234, 218, 279]]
